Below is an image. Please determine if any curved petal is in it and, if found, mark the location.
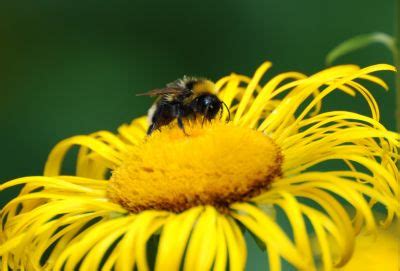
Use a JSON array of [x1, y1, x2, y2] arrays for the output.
[[231, 203, 307, 269], [44, 135, 123, 176], [220, 216, 246, 271], [45, 117, 148, 178], [184, 206, 218, 271], [155, 207, 203, 271]]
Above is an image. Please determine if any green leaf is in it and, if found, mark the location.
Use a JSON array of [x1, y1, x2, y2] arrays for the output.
[[326, 32, 396, 65]]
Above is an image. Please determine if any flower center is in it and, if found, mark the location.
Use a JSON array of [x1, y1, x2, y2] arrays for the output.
[[107, 122, 282, 213]]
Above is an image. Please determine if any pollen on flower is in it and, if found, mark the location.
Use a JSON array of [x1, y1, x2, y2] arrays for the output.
[[107, 121, 282, 213]]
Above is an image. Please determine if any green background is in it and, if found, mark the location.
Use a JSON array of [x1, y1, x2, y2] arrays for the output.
[[0, 0, 396, 269]]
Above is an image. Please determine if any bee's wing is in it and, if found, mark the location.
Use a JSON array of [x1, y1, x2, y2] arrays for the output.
[[136, 87, 189, 97]]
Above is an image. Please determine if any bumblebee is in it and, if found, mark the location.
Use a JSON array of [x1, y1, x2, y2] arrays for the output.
[[138, 76, 230, 135]]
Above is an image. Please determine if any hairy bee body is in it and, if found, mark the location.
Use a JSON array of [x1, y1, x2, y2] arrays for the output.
[[138, 76, 229, 135]]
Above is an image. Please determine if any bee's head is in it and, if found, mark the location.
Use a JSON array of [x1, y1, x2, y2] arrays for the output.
[[192, 94, 230, 121]]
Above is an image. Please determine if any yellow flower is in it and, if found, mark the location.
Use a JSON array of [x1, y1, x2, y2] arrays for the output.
[[0, 62, 399, 271], [342, 218, 399, 271]]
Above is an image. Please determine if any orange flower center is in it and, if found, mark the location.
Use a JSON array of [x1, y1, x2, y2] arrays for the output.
[[107, 122, 282, 213]]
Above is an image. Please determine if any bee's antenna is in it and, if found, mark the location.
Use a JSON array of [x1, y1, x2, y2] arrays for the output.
[[222, 101, 231, 122]]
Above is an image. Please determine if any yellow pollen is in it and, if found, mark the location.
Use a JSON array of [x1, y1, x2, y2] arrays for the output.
[[107, 122, 282, 213]]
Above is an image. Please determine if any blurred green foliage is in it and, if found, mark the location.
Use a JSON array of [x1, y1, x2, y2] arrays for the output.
[[0, 1, 396, 269]]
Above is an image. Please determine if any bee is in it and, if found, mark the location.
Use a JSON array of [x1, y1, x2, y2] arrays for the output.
[[138, 76, 230, 135]]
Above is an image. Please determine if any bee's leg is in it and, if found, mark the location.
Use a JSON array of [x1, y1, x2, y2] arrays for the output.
[[177, 116, 188, 135], [201, 106, 209, 127], [147, 122, 157, 135], [174, 105, 188, 135]]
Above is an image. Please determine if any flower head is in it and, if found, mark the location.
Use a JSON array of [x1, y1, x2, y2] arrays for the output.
[[108, 122, 282, 213], [0, 62, 399, 271]]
